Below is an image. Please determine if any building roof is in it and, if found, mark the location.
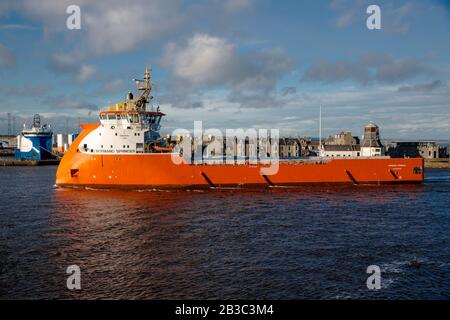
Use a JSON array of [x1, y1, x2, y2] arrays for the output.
[[391, 141, 437, 144], [365, 121, 378, 128], [324, 144, 361, 151]]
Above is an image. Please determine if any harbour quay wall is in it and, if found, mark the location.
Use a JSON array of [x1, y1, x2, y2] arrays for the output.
[[0, 158, 60, 166], [425, 158, 450, 169]]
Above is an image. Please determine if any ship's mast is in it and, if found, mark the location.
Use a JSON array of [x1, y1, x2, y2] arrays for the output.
[[319, 104, 322, 156], [134, 65, 152, 111], [144, 64, 151, 101]]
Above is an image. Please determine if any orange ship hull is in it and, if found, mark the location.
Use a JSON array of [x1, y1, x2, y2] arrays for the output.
[[56, 124, 424, 189]]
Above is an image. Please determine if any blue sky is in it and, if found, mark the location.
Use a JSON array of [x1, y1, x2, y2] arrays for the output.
[[0, 0, 449, 140]]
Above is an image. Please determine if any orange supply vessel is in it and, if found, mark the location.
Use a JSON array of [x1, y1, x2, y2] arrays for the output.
[[56, 66, 424, 189]]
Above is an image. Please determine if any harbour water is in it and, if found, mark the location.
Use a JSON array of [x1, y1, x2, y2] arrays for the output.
[[0, 166, 449, 299]]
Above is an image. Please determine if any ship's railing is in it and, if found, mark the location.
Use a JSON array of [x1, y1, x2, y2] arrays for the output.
[[21, 127, 52, 134], [100, 101, 138, 112]]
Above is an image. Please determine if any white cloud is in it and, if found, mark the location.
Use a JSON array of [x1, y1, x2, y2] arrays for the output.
[[12, 0, 182, 55], [5, 0, 259, 56], [0, 24, 36, 30], [44, 95, 97, 111], [83, 0, 182, 54], [48, 53, 77, 73], [157, 80, 450, 139], [48, 53, 96, 82], [163, 33, 236, 85], [303, 53, 428, 84], [75, 64, 96, 82], [162, 33, 293, 109], [162, 33, 292, 90], [100, 79, 125, 93]]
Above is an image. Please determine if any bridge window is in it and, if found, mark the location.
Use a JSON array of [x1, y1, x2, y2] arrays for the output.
[[128, 114, 139, 123], [107, 114, 117, 120]]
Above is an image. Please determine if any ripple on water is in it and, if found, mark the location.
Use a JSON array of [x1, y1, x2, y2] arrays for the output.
[[0, 166, 450, 299]]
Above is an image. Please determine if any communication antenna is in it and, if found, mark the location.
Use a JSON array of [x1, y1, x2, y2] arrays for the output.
[[7, 113, 11, 135], [12, 115, 16, 135], [319, 104, 322, 156]]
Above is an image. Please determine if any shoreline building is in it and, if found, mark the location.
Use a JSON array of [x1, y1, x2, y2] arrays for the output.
[[323, 144, 361, 157], [325, 131, 360, 146], [321, 122, 384, 158], [279, 138, 300, 158], [387, 141, 448, 159], [279, 138, 312, 158], [322, 131, 361, 157]]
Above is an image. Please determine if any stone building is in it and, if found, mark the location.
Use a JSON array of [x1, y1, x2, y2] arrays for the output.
[[297, 138, 313, 157], [322, 144, 361, 157], [279, 138, 300, 158], [321, 130, 360, 158], [325, 131, 359, 146], [388, 141, 448, 159], [277, 137, 318, 158], [307, 138, 322, 155]]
